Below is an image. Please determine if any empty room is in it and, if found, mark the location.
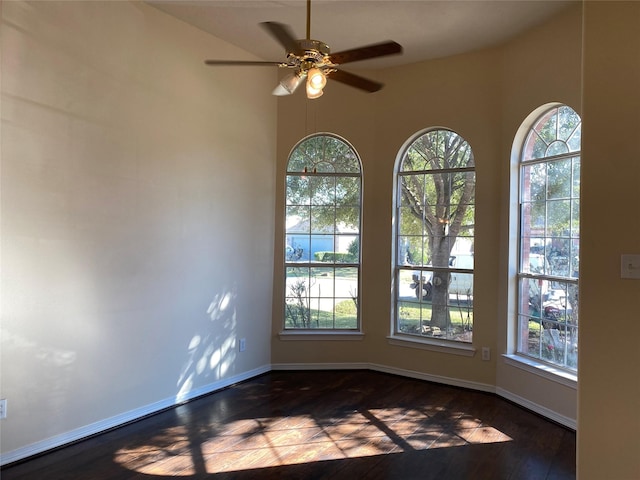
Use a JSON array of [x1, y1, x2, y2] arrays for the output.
[[1, 1, 638, 478]]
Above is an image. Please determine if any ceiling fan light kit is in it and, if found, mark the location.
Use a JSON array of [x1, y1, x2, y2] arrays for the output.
[[204, 0, 402, 99], [307, 68, 326, 90], [273, 72, 306, 96], [305, 82, 324, 99]]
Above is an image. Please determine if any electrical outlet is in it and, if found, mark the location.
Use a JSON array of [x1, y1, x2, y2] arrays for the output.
[[0, 399, 7, 419], [239, 338, 246, 352], [481, 347, 491, 361], [621, 254, 640, 279]]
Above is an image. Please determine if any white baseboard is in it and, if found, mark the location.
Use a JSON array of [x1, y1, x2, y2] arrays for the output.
[[272, 361, 495, 393], [369, 363, 496, 393], [0, 364, 271, 467], [271, 362, 370, 371], [496, 387, 576, 430]]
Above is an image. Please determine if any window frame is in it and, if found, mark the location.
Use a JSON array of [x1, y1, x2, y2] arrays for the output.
[[282, 133, 363, 336], [510, 104, 581, 377], [390, 127, 476, 351]]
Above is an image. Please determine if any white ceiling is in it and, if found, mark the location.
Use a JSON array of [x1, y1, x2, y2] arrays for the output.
[[149, 0, 575, 69]]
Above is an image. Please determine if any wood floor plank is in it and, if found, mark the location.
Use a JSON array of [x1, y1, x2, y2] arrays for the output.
[[1, 370, 575, 479]]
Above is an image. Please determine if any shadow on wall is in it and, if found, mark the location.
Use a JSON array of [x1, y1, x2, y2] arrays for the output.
[[175, 287, 239, 403]]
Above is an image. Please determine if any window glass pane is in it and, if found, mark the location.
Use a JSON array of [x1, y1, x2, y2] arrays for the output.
[[332, 150, 360, 174], [523, 131, 549, 161], [285, 235, 310, 262], [546, 141, 569, 157], [558, 106, 580, 141], [546, 199, 571, 237], [425, 236, 453, 263], [566, 326, 578, 369], [402, 146, 430, 172], [400, 173, 427, 205], [310, 206, 335, 233], [335, 207, 359, 230], [311, 176, 335, 205], [310, 234, 334, 261], [535, 109, 558, 144], [571, 199, 580, 237], [572, 158, 580, 197], [521, 201, 546, 232], [519, 314, 542, 359], [522, 248, 548, 275], [335, 234, 358, 263], [398, 207, 424, 237], [521, 163, 546, 201], [285, 267, 311, 328], [398, 236, 424, 266], [286, 176, 310, 205], [286, 206, 309, 233], [570, 238, 580, 279], [549, 240, 571, 277], [333, 299, 358, 329], [335, 177, 360, 206], [547, 159, 572, 199], [458, 206, 475, 231], [398, 268, 420, 300], [287, 152, 309, 173], [567, 128, 581, 152], [288, 135, 360, 174], [397, 300, 425, 334], [310, 267, 335, 297], [447, 295, 473, 341]]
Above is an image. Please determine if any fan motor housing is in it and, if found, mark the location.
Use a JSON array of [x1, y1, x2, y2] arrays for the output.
[[298, 39, 330, 55]]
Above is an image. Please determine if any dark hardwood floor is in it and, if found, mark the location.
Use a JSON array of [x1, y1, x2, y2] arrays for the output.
[[1, 370, 575, 479]]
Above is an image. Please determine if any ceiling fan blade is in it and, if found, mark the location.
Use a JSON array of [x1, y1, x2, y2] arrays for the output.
[[205, 60, 286, 67], [260, 22, 302, 55], [328, 69, 384, 93], [329, 41, 403, 65]]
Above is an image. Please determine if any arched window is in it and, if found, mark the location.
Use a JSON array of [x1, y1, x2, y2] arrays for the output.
[[394, 128, 475, 343], [284, 134, 362, 331], [516, 105, 581, 370]]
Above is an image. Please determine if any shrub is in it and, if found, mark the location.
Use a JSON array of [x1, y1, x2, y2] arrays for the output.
[[313, 251, 355, 263]]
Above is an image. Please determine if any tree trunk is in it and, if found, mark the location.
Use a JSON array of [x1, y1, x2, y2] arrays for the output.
[[430, 272, 450, 330], [429, 241, 451, 330]]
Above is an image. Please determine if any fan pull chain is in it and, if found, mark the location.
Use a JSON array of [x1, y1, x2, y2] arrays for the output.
[[305, 97, 318, 136]]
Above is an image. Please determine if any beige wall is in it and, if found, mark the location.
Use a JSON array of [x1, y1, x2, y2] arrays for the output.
[[1, 1, 277, 460], [579, 2, 640, 479]]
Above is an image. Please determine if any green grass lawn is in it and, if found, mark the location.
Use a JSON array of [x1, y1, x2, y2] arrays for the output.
[[285, 299, 358, 329], [397, 300, 473, 333]]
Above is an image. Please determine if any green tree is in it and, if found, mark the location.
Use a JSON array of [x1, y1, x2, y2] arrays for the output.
[[400, 130, 475, 330], [286, 135, 361, 231], [346, 237, 359, 262]]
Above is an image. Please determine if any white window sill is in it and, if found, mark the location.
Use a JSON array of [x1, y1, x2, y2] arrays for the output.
[[502, 354, 577, 389], [278, 331, 365, 341], [387, 335, 476, 357]]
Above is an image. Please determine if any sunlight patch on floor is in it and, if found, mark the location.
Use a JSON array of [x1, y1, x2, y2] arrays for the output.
[[113, 408, 513, 476]]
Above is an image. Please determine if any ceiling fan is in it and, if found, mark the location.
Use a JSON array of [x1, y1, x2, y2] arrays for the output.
[[204, 0, 403, 99]]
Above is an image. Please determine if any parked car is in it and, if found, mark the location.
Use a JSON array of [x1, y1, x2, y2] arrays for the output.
[[410, 254, 474, 300]]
